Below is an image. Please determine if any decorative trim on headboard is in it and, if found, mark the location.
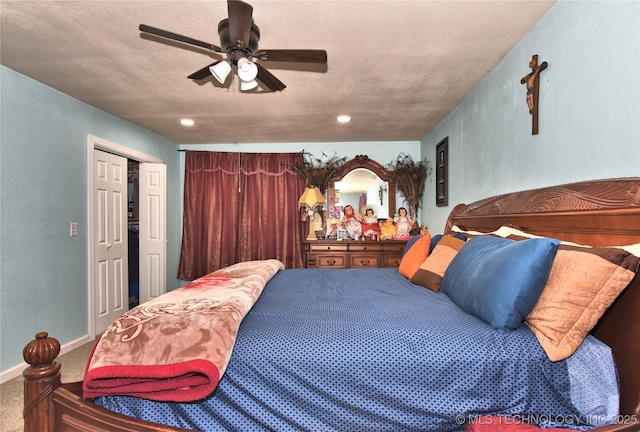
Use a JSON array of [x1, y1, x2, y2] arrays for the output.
[[446, 177, 640, 246], [459, 178, 640, 216]]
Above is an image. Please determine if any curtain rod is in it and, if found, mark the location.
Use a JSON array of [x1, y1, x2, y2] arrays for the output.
[[177, 149, 311, 154]]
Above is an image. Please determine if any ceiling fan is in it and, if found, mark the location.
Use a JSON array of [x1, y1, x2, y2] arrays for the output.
[[139, 0, 327, 92]]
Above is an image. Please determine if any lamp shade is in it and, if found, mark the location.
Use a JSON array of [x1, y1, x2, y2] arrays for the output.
[[237, 58, 258, 82], [209, 61, 232, 84], [299, 186, 326, 209], [240, 79, 259, 91]]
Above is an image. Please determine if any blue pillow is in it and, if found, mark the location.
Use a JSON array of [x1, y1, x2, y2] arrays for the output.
[[451, 232, 467, 241], [429, 234, 443, 254], [441, 235, 560, 330]]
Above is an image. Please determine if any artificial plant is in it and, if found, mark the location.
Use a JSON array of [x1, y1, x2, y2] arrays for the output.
[[288, 152, 347, 193], [387, 153, 432, 221]]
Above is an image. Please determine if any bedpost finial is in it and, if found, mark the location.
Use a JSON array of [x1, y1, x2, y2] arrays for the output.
[[23, 332, 60, 367]]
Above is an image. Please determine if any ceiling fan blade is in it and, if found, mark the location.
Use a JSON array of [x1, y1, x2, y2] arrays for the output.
[[187, 61, 221, 81], [255, 49, 327, 63], [256, 64, 286, 92], [227, 0, 253, 48], [139, 24, 222, 52]]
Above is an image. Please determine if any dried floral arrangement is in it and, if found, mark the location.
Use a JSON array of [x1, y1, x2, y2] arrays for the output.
[[387, 153, 432, 220], [287, 152, 348, 193]]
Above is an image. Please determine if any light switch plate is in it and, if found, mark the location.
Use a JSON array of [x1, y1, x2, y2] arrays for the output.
[[70, 222, 78, 237]]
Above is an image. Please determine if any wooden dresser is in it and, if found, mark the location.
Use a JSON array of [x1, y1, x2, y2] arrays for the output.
[[303, 239, 407, 269]]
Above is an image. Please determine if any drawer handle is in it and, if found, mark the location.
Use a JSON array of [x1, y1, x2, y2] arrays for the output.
[[359, 260, 370, 265], [328, 259, 336, 265]]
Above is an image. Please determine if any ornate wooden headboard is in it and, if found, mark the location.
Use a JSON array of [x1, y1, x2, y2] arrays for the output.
[[446, 177, 640, 416]]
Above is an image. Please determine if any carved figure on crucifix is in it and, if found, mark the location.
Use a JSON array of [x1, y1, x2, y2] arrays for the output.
[[520, 54, 548, 135]]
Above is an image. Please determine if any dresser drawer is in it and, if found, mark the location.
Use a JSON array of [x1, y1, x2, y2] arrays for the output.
[[350, 254, 380, 268], [304, 240, 407, 269], [383, 254, 403, 268], [383, 243, 407, 253], [308, 244, 348, 252], [316, 254, 348, 268], [349, 244, 384, 253]]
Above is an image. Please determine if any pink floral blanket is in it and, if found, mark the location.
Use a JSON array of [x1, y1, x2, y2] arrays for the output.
[[83, 259, 284, 402]]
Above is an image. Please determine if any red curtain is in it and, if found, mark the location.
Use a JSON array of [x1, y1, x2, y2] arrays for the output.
[[178, 151, 306, 280]]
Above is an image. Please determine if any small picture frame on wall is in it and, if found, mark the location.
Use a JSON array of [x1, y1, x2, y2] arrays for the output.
[[436, 137, 448, 207]]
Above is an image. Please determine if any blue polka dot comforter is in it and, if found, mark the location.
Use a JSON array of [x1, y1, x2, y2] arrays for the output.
[[96, 268, 618, 431]]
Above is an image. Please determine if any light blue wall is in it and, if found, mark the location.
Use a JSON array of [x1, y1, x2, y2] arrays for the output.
[[0, 66, 182, 374], [421, 0, 639, 233], [0, 69, 418, 376]]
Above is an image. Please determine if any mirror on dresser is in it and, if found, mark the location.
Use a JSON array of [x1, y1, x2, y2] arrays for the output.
[[304, 156, 404, 269], [326, 155, 396, 221]]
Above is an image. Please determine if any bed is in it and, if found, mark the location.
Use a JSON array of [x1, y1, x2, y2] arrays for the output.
[[23, 177, 640, 432]]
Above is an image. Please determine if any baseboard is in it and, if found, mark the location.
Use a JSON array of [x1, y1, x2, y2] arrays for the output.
[[0, 334, 92, 384]]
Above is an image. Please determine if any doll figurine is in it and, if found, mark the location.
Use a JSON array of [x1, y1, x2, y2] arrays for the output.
[[361, 208, 382, 239], [394, 207, 415, 239], [342, 205, 363, 240], [380, 217, 396, 240]]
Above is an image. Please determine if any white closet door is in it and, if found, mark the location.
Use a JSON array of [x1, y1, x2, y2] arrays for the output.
[[94, 149, 128, 333], [138, 163, 166, 303]]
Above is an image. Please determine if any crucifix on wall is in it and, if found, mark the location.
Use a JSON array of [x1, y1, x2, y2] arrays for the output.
[[520, 54, 548, 135]]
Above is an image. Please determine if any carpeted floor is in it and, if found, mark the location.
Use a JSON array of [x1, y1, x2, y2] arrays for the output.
[[1, 341, 95, 432]]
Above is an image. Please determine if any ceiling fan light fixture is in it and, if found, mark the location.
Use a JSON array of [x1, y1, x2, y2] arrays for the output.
[[237, 57, 258, 82], [209, 61, 232, 84], [240, 79, 259, 91], [139, 0, 328, 93]]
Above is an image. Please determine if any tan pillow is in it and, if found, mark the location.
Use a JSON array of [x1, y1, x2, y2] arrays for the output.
[[525, 244, 639, 361], [410, 236, 466, 292]]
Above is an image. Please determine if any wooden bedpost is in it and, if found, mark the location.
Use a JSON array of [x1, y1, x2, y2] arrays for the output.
[[23, 332, 61, 432]]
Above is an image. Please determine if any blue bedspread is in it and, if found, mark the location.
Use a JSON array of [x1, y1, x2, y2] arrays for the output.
[[96, 268, 618, 431]]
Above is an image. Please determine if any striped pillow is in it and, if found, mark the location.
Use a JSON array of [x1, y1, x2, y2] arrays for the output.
[[410, 235, 466, 292]]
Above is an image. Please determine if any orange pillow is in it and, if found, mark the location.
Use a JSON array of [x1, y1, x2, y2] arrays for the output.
[[410, 235, 466, 292], [398, 234, 432, 279]]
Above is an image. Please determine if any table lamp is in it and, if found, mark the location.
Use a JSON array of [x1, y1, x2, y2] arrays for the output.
[[298, 186, 326, 240]]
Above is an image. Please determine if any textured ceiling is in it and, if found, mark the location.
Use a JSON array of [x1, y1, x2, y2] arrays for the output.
[[1, 1, 555, 144]]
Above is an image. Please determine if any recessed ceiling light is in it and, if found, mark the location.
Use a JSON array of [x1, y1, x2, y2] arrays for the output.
[[337, 115, 351, 123], [180, 118, 195, 126]]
